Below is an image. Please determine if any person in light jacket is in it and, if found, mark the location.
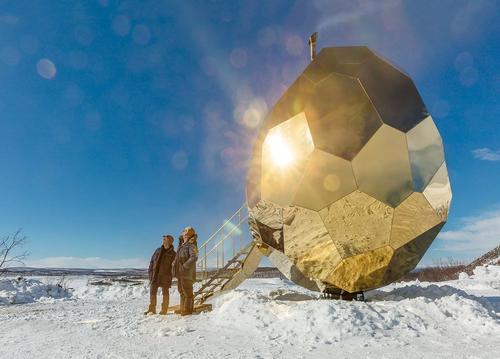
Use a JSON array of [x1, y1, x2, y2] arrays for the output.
[[174, 226, 198, 315]]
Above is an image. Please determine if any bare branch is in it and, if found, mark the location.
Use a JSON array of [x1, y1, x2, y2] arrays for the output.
[[0, 229, 29, 276]]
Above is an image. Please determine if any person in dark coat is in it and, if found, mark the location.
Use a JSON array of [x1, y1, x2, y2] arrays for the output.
[[174, 226, 198, 315], [144, 235, 176, 315]]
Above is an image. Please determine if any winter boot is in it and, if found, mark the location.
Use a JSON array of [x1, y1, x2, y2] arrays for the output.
[[144, 304, 156, 315], [181, 297, 194, 316], [175, 296, 186, 314], [159, 301, 169, 315]]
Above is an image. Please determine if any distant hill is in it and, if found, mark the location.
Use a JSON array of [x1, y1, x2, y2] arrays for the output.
[[2, 266, 282, 280], [4, 247, 499, 284], [402, 245, 500, 282], [462, 245, 500, 275], [3, 267, 148, 278]]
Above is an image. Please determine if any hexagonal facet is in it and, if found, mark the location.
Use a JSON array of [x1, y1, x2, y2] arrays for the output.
[[423, 162, 452, 221], [283, 207, 342, 283], [261, 112, 314, 207], [246, 46, 451, 293], [265, 76, 315, 131], [303, 46, 371, 83], [407, 116, 445, 191], [249, 199, 284, 230], [320, 190, 393, 258], [383, 222, 445, 285], [264, 245, 322, 292], [352, 125, 413, 207], [328, 246, 394, 292], [390, 192, 442, 249], [293, 149, 357, 211], [357, 52, 428, 132], [305, 72, 382, 160]]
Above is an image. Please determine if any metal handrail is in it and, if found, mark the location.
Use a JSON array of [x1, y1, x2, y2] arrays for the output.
[[195, 203, 249, 274], [199, 213, 247, 262], [197, 202, 247, 251]]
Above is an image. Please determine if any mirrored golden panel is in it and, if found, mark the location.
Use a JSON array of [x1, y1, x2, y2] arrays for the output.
[[261, 112, 314, 207], [293, 149, 357, 211], [407, 116, 445, 191], [383, 222, 445, 285], [352, 125, 413, 207], [249, 199, 284, 229], [266, 245, 322, 292], [357, 54, 428, 132], [302, 49, 336, 84], [283, 207, 342, 283], [246, 46, 451, 293], [321, 190, 393, 258], [328, 246, 393, 292], [325, 46, 371, 65], [265, 76, 315, 131], [390, 192, 441, 249], [305, 73, 382, 160], [303, 47, 371, 83], [423, 162, 452, 221]]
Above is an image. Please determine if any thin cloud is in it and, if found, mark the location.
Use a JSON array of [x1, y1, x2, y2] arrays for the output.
[[472, 148, 500, 161], [438, 209, 500, 252], [25, 256, 148, 269], [315, 0, 401, 30]]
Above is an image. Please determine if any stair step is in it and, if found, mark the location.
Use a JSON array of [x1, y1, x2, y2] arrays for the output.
[[192, 204, 258, 305]]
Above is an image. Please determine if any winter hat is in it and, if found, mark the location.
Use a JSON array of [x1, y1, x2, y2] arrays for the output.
[[183, 226, 196, 238]]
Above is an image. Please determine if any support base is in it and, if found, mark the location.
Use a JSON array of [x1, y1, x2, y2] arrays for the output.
[[322, 287, 365, 301]]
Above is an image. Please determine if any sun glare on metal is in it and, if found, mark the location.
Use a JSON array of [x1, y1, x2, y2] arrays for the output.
[[268, 133, 294, 167]]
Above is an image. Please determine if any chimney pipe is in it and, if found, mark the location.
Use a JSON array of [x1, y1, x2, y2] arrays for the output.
[[308, 32, 318, 61]]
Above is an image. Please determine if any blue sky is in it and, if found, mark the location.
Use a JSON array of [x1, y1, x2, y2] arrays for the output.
[[0, 0, 499, 268]]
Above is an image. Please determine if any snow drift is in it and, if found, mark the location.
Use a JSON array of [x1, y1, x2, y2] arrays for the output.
[[0, 277, 72, 305], [0, 266, 498, 358]]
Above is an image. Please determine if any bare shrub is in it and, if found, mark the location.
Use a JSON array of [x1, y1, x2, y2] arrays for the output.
[[0, 229, 29, 276], [401, 258, 466, 282], [462, 245, 500, 274]]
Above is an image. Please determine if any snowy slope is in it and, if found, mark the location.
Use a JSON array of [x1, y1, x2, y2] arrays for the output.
[[0, 266, 499, 358]]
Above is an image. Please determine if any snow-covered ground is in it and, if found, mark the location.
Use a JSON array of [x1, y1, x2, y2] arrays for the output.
[[1, 266, 499, 359]]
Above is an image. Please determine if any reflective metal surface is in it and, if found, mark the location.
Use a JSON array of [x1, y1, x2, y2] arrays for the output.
[[265, 245, 322, 292], [305, 73, 382, 161], [321, 190, 393, 257], [407, 116, 445, 191], [390, 192, 441, 249], [265, 76, 315, 131], [352, 124, 413, 207], [329, 246, 394, 292], [423, 162, 452, 221], [283, 207, 342, 283], [356, 51, 428, 132], [246, 45, 451, 293], [293, 149, 357, 211], [249, 199, 284, 229], [261, 112, 314, 207], [383, 222, 445, 285]]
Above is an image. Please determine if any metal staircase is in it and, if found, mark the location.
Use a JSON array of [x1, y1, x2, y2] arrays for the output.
[[194, 203, 263, 305]]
